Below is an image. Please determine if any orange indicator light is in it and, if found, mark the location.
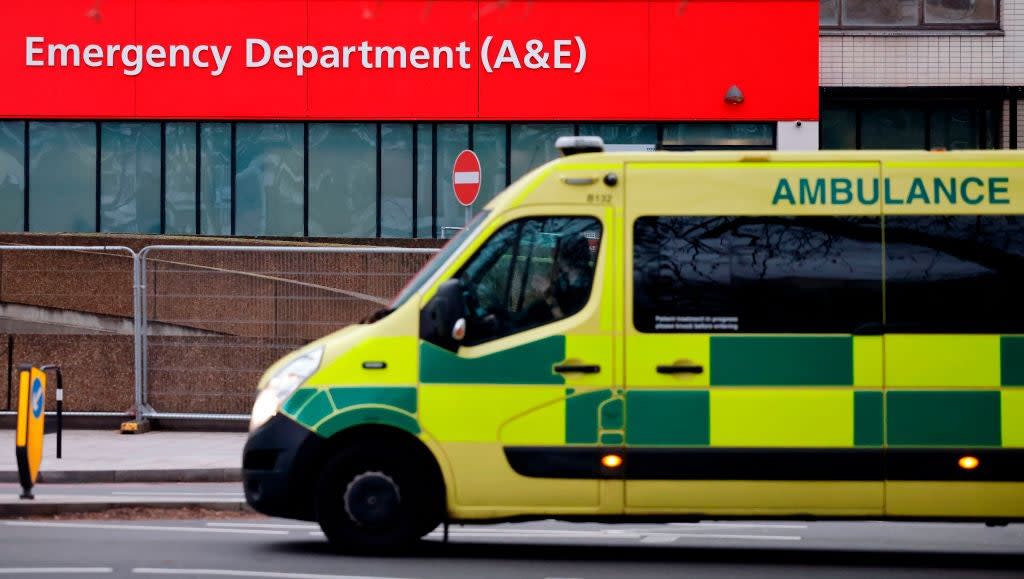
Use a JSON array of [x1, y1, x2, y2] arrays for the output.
[[601, 454, 623, 469], [958, 456, 979, 470]]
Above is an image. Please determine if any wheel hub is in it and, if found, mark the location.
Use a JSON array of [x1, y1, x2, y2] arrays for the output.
[[343, 471, 401, 528]]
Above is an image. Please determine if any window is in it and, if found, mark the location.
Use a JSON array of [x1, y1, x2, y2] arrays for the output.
[[457, 216, 601, 345], [381, 123, 413, 238], [235, 123, 304, 237], [29, 121, 96, 233], [821, 91, 1002, 150], [200, 123, 231, 235], [633, 216, 883, 333], [0, 121, 25, 232], [164, 123, 197, 235], [435, 124, 470, 238], [415, 123, 434, 238], [861, 108, 927, 149], [308, 123, 376, 237], [886, 216, 1024, 333], [472, 123, 508, 207], [578, 123, 657, 146], [100, 122, 161, 233], [661, 123, 774, 149], [821, 0, 999, 29], [511, 124, 573, 181]]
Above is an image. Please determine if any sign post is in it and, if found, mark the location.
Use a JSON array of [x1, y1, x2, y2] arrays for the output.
[[452, 150, 482, 226], [15, 365, 46, 499]]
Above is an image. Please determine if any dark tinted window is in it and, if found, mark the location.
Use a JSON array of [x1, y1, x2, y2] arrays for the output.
[[458, 216, 601, 345], [633, 216, 883, 333], [886, 216, 1024, 333]]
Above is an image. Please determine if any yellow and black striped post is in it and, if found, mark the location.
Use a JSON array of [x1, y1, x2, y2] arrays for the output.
[[15, 364, 46, 500]]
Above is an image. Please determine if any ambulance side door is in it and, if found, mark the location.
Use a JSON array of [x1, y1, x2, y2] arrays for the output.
[[418, 205, 620, 516], [623, 160, 885, 516]]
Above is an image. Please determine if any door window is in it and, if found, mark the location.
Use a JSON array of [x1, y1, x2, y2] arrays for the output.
[[457, 216, 601, 345]]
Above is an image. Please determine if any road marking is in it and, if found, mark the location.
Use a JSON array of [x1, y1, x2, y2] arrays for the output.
[[0, 569, 113, 575], [414, 527, 801, 542], [3, 521, 287, 536], [206, 522, 319, 530], [131, 569, 414, 579], [112, 492, 244, 497], [668, 523, 809, 530], [643, 532, 802, 541], [640, 533, 679, 544]]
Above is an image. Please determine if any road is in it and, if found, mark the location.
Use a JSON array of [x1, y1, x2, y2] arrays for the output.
[[0, 516, 1021, 578]]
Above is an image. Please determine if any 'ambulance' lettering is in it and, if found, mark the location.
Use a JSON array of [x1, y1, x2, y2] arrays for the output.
[[772, 177, 1013, 206]]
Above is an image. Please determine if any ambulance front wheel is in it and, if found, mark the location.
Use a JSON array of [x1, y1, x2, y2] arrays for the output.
[[315, 440, 443, 552]]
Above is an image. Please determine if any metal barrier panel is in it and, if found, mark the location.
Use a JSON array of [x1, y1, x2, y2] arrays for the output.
[[0, 246, 139, 419], [139, 245, 439, 419]]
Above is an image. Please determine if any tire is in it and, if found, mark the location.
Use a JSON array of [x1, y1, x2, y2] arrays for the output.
[[315, 441, 443, 553]]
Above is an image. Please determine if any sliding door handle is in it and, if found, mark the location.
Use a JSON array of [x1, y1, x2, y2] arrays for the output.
[[657, 364, 704, 375], [554, 364, 601, 374]]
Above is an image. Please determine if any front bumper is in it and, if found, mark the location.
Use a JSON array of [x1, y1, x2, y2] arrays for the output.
[[243, 413, 324, 521]]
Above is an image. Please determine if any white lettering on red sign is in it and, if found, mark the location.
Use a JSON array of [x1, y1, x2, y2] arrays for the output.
[[24, 36, 587, 77]]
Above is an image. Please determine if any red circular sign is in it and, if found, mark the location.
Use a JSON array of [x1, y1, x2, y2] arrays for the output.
[[452, 150, 482, 207]]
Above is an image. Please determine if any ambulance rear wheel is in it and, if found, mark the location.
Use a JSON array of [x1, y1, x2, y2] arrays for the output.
[[315, 442, 440, 552]]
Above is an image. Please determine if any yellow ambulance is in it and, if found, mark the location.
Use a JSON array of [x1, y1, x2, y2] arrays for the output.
[[243, 138, 1024, 551]]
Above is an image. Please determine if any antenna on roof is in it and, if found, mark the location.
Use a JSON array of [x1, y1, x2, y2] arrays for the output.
[[555, 136, 605, 156]]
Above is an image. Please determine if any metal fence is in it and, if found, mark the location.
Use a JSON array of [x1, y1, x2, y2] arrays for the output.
[[0, 244, 439, 422], [0, 245, 139, 419]]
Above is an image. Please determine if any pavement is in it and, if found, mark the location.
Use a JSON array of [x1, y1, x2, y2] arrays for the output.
[[0, 429, 247, 516]]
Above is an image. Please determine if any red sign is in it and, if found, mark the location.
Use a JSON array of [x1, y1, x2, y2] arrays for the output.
[[452, 150, 482, 207], [0, 0, 819, 121]]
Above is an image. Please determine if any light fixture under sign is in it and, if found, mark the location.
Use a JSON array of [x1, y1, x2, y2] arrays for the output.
[[724, 85, 745, 105]]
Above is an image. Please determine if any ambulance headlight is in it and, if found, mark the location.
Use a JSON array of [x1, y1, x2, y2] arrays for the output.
[[249, 347, 324, 432]]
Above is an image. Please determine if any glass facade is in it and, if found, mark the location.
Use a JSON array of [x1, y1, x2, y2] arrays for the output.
[[821, 90, 1002, 151], [29, 121, 96, 233], [100, 122, 161, 233], [0, 121, 25, 232], [235, 123, 304, 237], [0, 120, 775, 238]]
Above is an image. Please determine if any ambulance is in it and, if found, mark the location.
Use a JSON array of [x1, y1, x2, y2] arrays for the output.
[[243, 137, 1024, 551]]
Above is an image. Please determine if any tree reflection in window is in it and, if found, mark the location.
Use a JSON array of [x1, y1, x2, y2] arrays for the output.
[[633, 216, 883, 333]]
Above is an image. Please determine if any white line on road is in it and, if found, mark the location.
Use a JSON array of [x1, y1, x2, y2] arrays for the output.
[[206, 522, 320, 530], [668, 523, 809, 529], [417, 528, 801, 542], [3, 521, 288, 536], [112, 492, 244, 497], [643, 533, 801, 543], [132, 568, 414, 579], [0, 569, 113, 575]]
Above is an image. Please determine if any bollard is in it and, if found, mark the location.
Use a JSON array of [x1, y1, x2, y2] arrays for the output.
[[14, 365, 46, 500], [41, 365, 63, 460]]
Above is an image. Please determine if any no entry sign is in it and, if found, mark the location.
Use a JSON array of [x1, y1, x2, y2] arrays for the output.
[[452, 150, 482, 207]]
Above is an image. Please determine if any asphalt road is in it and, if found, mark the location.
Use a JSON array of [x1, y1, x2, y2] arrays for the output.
[[0, 517, 1022, 578]]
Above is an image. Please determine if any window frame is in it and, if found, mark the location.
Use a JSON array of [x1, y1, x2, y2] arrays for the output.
[[821, 0, 1001, 31]]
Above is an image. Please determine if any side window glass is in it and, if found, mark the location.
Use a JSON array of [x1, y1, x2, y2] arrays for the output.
[[886, 216, 1024, 333], [457, 216, 601, 345], [633, 216, 883, 333]]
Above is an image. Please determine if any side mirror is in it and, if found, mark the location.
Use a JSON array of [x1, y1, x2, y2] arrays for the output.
[[419, 279, 467, 351]]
